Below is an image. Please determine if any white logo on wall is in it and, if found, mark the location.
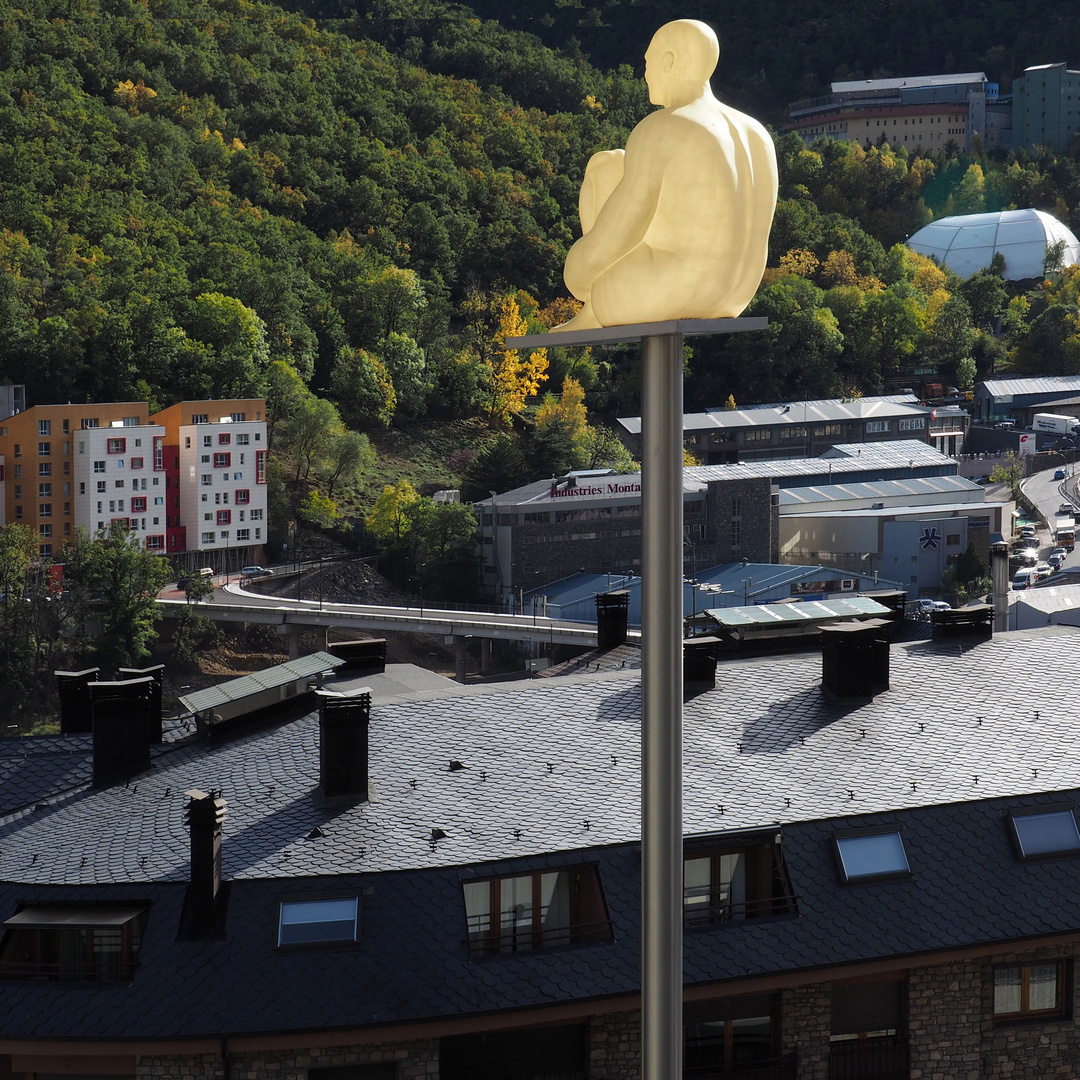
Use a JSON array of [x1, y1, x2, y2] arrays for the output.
[[919, 527, 941, 550]]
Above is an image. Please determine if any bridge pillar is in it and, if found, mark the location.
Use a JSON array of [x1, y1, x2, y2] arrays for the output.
[[454, 635, 467, 683], [480, 638, 492, 674], [277, 626, 302, 660]]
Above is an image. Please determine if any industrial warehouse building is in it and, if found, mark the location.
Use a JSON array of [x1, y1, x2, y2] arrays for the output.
[[480, 443, 965, 595]]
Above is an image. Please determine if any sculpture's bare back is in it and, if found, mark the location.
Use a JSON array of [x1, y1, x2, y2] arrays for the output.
[[556, 19, 778, 331]]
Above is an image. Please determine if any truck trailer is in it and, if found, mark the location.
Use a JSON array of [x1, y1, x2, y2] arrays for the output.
[[1032, 412, 1080, 436]]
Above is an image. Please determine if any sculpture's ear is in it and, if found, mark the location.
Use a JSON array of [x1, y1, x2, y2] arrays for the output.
[[661, 50, 675, 73]]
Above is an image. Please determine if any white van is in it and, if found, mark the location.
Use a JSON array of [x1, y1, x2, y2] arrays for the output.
[[1013, 568, 1037, 590]]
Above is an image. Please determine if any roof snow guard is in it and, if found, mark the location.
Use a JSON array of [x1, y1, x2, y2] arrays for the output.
[[907, 209, 1080, 281]]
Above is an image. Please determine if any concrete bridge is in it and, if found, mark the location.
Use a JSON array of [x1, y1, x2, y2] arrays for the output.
[[158, 584, 635, 681]]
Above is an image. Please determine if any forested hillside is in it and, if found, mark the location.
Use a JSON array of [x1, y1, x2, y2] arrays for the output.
[[2, 0, 1080, 522], [408, 0, 1080, 123]]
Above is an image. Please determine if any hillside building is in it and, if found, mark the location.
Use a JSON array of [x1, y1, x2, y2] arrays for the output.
[[616, 395, 968, 465], [6, 627, 1080, 1078], [0, 390, 267, 565], [786, 72, 1010, 152], [1013, 62, 1080, 150]]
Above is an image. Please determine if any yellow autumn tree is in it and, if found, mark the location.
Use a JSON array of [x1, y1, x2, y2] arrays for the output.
[[481, 293, 548, 426]]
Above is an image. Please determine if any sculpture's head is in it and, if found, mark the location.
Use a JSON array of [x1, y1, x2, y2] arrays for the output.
[[644, 19, 720, 108]]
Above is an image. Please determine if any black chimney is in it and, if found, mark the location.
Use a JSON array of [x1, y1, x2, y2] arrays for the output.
[[117, 664, 165, 742], [821, 619, 890, 701], [317, 689, 371, 806], [185, 789, 228, 934], [89, 677, 154, 787], [596, 591, 630, 650], [55, 667, 101, 734]]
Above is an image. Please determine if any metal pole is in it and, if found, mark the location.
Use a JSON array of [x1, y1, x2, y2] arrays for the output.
[[640, 331, 683, 1080]]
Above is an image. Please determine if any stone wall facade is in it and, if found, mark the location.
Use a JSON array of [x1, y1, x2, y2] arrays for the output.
[[113, 946, 1080, 1080]]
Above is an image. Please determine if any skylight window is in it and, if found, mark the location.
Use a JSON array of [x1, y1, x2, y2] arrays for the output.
[[278, 897, 358, 946], [1010, 808, 1080, 859], [834, 830, 910, 883]]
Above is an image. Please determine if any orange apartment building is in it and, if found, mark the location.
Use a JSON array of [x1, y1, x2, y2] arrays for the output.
[[0, 390, 268, 567]]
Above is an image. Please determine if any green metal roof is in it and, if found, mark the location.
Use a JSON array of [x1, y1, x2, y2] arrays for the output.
[[178, 651, 345, 716], [701, 596, 891, 628]]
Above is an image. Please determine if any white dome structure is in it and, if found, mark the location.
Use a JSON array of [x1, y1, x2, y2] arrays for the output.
[[906, 208, 1080, 281]]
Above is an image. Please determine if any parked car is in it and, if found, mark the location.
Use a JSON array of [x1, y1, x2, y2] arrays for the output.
[[974, 475, 991, 485], [1013, 536, 1039, 550], [1013, 568, 1038, 589], [241, 565, 273, 578], [1035, 562, 1053, 579], [913, 599, 950, 620], [1052, 547, 1068, 559], [1055, 468, 1068, 480], [1060, 503, 1074, 515], [1020, 525, 1037, 538], [1049, 553, 1066, 570]]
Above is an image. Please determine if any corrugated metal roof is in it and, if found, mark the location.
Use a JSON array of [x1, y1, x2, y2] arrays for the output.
[[780, 475, 982, 505], [179, 652, 345, 715], [702, 596, 890, 626], [978, 375, 1080, 398], [833, 72, 985, 94], [619, 395, 923, 435]]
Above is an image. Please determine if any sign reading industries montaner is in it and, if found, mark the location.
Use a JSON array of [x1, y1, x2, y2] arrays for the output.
[[549, 479, 643, 499]]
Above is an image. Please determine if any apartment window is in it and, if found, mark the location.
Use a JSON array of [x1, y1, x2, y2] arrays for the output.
[[15, 506, 21, 519], [39, 504, 51, 519], [829, 979, 906, 1077], [219, 529, 229, 539], [13, 443, 20, 458], [278, 897, 358, 946], [214, 452, 231, 468], [38, 544, 51, 556], [107, 438, 125, 454], [834, 829, 910, 883], [0, 904, 148, 981], [154, 496, 163, 506], [38, 483, 50, 498], [204, 512, 212, 522], [234, 470, 243, 479], [192, 413, 208, 424], [1010, 807, 1080, 859], [122, 416, 139, 426], [236, 528, 250, 541], [39, 524, 51, 538], [38, 462, 51, 477], [201, 474, 213, 486], [684, 839, 796, 926], [201, 455, 211, 464], [230, 412, 246, 422], [256, 449, 267, 483], [441, 1025, 587, 1080], [38, 419, 50, 436], [219, 432, 231, 445], [463, 866, 611, 957], [994, 961, 1068, 1021], [131, 497, 147, 513], [82, 418, 99, 428], [250, 508, 263, 521], [684, 996, 779, 1075], [201, 532, 215, 544], [203, 435, 213, 448], [96, 481, 106, 493], [217, 509, 232, 525], [145, 535, 164, 550], [130, 457, 143, 469], [38, 442, 50, 456], [93, 460, 106, 473], [153, 436, 164, 470], [115, 479, 124, 489], [866, 421, 890, 434], [235, 489, 250, 505], [236, 433, 250, 445]]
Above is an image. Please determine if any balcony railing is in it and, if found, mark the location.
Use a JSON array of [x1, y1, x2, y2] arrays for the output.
[[467, 919, 613, 959], [684, 894, 798, 929], [685, 1052, 797, 1080], [829, 1035, 910, 1080]]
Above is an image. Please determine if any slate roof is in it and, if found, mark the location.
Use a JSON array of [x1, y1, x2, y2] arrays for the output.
[[6, 630, 1080, 1037]]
